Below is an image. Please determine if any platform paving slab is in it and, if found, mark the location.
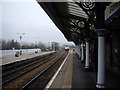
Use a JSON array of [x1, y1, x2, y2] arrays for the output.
[[48, 51, 120, 89], [72, 52, 120, 88], [72, 53, 96, 88], [49, 50, 72, 89]]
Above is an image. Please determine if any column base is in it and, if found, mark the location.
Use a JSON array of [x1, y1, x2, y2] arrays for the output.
[[76, 53, 79, 57], [79, 56, 81, 59], [81, 60, 85, 63], [85, 66, 90, 68], [85, 66, 91, 71], [96, 83, 105, 88]]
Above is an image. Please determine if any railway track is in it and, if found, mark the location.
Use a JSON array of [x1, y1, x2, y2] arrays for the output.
[[21, 51, 68, 89], [2, 52, 57, 85], [2, 52, 55, 72], [2, 50, 68, 89], [1, 52, 55, 84]]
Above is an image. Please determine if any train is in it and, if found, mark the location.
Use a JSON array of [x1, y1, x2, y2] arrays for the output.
[[65, 46, 69, 51]]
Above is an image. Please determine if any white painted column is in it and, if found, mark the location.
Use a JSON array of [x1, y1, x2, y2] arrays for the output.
[[96, 36, 105, 88], [79, 45, 81, 58], [76, 45, 78, 56], [75, 46, 77, 54], [77, 45, 79, 56], [85, 41, 90, 69], [76, 45, 78, 55], [81, 43, 84, 62], [78, 45, 80, 58]]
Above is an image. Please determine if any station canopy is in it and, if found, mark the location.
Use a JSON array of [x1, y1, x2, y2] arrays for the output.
[[37, 1, 98, 45]]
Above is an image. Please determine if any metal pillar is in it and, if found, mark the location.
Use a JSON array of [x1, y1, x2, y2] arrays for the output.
[[96, 34, 105, 88], [76, 45, 78, 55], [95, 3, 106, 88], [76, 45, 78, 56], [78, 45, 79, 56], [85, 39, 90, 69], [79, 45, 81, 59], [81, 43, 84, 62], [78, 45, 80, 58]]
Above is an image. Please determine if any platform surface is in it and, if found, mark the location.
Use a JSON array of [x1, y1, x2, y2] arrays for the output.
[[49, 50, 73, 89], [1, 51, 54, 65], [47, 50, 120, 89]]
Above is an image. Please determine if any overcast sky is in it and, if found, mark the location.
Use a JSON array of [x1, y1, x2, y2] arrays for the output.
[[1, 0, 75, 46]]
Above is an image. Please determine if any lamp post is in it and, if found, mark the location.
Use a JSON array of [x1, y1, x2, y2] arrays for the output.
[[17, 33, 25, 55], [35, 41, 37, 48]]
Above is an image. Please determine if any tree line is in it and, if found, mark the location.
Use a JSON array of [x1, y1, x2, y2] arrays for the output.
[[0, 39, 46, 51]]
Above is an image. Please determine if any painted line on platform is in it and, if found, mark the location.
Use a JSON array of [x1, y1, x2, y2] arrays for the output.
[[15, 58, 26, 61], [45, 51, 70, 89]]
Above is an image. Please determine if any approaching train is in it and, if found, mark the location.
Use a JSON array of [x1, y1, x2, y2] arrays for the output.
[[65, 46, 69, 51]]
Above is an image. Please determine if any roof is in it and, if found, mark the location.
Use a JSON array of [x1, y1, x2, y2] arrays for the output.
[[37, 2, 119, 45]]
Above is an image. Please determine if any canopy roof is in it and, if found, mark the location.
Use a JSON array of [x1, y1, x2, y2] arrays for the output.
[[38, 2, 120, 45]]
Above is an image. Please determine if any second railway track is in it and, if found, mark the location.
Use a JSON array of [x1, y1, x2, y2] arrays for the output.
[[2, 52, 56, 85], [2, 50, 68, 89]]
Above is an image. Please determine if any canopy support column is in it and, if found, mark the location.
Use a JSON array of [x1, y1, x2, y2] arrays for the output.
[[85, 38, 90, 69], [96, 3, 106, 88], [81, 43, 84, 62]]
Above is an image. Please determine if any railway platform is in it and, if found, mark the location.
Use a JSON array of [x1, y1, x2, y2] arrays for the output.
[[46, 50, 120, 89], [1, 51, 54, 65]]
